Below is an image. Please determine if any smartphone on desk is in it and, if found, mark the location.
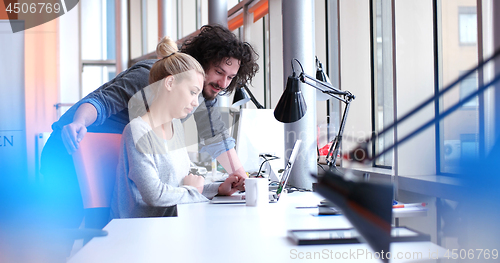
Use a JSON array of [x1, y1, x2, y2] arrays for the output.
[[288, 227, 430, 245]]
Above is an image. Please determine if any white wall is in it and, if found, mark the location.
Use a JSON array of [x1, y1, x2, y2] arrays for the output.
[[339, 0, 372, 156], [395, 0, 436, 176], [130, 0, 142, 58], [180, 0, 198, 38], [147, 0, 159, 53]]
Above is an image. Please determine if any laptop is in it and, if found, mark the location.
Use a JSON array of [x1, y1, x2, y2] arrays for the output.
[[210, 140, 302, 204]]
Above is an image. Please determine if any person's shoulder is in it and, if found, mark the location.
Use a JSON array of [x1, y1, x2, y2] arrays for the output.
[[125, 117, 164, 154], [130, 59, 158, 70], [124, 117, 151, 141], [128, 117, 150, 133], [111, 60, 156, 83]]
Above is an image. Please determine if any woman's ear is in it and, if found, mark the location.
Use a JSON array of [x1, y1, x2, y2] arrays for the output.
[[164, 75, 175, 91]]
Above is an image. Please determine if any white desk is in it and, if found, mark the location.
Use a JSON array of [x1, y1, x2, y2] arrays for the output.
[[69, 192, 444, 263]]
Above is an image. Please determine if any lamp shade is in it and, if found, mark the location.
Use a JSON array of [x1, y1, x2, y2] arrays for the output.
[[274, 74, 307, 123], [232, 86, 251, 108]]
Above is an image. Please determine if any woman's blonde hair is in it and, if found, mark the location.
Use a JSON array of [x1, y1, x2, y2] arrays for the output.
[[149, 36, 205, 84], [128, 37, 205, 122]]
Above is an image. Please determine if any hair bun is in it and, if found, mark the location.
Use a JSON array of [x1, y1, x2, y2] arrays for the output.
[[156, 36, 179, 58]]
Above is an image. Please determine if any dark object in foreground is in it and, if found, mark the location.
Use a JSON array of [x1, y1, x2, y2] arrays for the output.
[[315, 170, 393, 263]]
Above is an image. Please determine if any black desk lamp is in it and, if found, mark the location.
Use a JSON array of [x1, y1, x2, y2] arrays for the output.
[[274, 58, 355, 171], [273, 59, 390, 259], [232, 84, 264, 109]]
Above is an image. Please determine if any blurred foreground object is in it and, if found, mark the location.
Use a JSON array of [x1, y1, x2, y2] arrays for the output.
[[315, 170, 393, 263]]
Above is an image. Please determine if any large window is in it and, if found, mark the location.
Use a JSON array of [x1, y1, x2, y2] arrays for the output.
[[368, 0, 491, 176]]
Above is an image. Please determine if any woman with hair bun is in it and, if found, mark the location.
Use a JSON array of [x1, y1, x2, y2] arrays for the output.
[[111, 37, 241, 218], [155, 35, 178, 58]]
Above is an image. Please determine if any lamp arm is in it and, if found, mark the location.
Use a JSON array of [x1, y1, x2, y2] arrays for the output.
[[244, 86, 265, 109], [320, 91, 349, 104], [296, 69, 355, 171], [325, 98, 352, 170], [299, 72, 354, 99]]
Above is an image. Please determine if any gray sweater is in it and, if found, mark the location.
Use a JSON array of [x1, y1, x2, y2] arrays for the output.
[[110, 117, 221, 218]]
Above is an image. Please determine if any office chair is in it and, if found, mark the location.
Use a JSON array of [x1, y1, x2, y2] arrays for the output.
[[72, 132, 122, 239]]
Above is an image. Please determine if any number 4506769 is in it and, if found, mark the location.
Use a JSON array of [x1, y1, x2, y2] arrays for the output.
[[5, 3, 61, 14], [444, 249, 498, 260]]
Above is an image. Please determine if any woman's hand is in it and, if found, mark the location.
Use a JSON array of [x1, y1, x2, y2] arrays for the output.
[[218, 175, 245, 196], [183, 173, 205, 194], [228, 167, 247, 188]]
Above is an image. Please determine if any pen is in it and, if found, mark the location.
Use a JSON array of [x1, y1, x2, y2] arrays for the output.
[[393, 202, 427, 208]]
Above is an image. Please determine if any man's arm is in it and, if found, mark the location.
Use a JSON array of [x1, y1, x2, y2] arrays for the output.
[[216, 148, 246, 177], [58, 61, 154, 154], [193, 101, 248, 184], [61, 103, 97, 154], [216, 148, 247, 188], [85, 61, 153, 126]]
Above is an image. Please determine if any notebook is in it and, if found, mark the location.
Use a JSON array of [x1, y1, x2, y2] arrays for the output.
[[210, 140, 302, 204]]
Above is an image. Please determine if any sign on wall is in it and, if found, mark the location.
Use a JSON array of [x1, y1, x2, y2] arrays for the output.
[[0, 20, 27, 178]]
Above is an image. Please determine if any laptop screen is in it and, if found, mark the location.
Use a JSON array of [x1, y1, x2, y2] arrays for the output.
[[234, 109, 285, 179], [275, 140, 302, 200]]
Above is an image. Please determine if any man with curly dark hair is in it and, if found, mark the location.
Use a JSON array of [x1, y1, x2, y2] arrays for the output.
[[178, 24, 260, 184], [40, 24, 259, 242], [181, 24, 259, 99]]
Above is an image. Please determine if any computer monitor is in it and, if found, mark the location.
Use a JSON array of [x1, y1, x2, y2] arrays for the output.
[[235, 109, 284, 180]]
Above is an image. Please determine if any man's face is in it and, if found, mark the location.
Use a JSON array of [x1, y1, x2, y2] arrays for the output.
[[202, 57, 240, 100]]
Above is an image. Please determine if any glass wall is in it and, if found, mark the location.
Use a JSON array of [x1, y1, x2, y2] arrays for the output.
[[369, 0, 493, 176]]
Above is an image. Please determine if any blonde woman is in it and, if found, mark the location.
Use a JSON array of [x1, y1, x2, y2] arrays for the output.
[[111, 38, 241, 218]]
